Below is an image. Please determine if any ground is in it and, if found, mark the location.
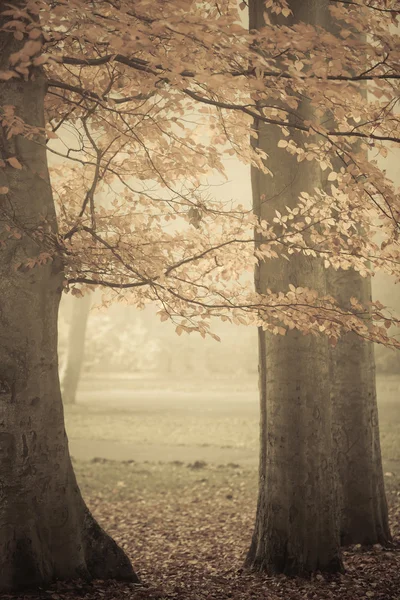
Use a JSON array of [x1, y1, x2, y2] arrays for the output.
[[6, 373, 400, 599]]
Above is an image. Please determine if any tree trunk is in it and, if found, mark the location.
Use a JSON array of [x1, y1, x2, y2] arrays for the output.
[[0, 9, 139, 590], [327, 270, 391, 545], [61, 294, 91, 405], [246, 0, 343, 576], [321, 16, 391, 546]]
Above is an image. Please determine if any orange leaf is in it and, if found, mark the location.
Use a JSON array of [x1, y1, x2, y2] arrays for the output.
[[7, 157, 22, 169]]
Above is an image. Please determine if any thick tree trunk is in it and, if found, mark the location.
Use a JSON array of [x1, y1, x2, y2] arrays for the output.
[[328, 270, 391, 545], [321, 26, 390, 541], [246, 0, 343, 576], [0, 9, 139, 590], [61, 294, 91, 405]]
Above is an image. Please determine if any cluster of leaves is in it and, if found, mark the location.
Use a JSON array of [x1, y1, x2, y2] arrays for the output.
[[0, 0, 400, 345]]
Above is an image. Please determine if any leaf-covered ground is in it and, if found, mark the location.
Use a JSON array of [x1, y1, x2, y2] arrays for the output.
[[6, 459, 400, 600]]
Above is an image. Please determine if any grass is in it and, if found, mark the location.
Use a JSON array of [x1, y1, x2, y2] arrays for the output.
[[74, 459, 258, 504], [65, 373, 400, 470]]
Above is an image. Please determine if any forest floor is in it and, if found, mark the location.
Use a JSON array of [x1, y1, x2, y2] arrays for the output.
[[7, 373, 400, 600]]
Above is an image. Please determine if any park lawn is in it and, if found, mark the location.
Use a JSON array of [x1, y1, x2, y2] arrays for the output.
[[64, 374, 400, 468]]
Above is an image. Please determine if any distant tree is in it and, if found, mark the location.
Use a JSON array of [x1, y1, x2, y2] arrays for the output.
[[83, 307, 160, 373], [61, 292, 91, 404], [373, 271, 400, 373]]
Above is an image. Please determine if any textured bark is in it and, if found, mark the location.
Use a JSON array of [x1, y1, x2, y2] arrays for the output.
[[321, 14, 390, 543], [0, 8, 138, 590], [327, 270, 391, 546], [246, 0, 343, 576], [61, 294, 91, 405]]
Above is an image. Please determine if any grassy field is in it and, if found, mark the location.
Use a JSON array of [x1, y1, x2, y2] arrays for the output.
[[65, 373, 400, 473], [65, 373, 260, 450]]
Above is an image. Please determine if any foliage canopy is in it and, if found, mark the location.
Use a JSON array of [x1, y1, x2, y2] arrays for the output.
[[0, 0, 399, 345]]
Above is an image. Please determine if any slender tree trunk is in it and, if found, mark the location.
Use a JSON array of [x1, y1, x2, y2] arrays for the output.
[[246, 326, 267, 564], [61, 294, 91, 405], [0, 8, 138, 590], [328, 270, 391, 545], [246, 0, 343, 576]]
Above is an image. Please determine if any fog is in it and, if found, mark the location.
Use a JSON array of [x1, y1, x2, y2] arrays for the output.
[[58, 156, 261, 465], [57, 147, 400, 472]]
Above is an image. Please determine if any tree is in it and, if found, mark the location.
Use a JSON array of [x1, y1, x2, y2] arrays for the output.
[[61, 292, 91, 404], [245, 0, 344, 576], [328, 268, 391, 545], [0, 10, 138, 589], [1, 0, 399, 590], [324, 139, 390, 547], [246, 0, 398, 573], [321, 13, 391, 546], [245, 0, 392, 567], [2, 1, 398, 338]]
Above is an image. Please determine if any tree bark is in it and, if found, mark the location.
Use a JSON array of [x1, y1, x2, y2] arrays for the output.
[[319, 12, 391, 545], [0, 7, 139, 590], [61, 294, 91, 405], [246, 0, 343, 576], [327, 270, 391, 545]]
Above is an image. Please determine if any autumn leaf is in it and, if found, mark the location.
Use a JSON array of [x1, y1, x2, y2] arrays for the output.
[[6, 157, 22, 169]]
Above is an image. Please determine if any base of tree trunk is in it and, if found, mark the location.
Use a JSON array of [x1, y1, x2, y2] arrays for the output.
[[245, 557, 345, 578], [82, 509, 140, 583], [245, 538, 344, 577], [3, 506, 139, 591], [340, 516, 392, 548], [0, 440, 140, 593]]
